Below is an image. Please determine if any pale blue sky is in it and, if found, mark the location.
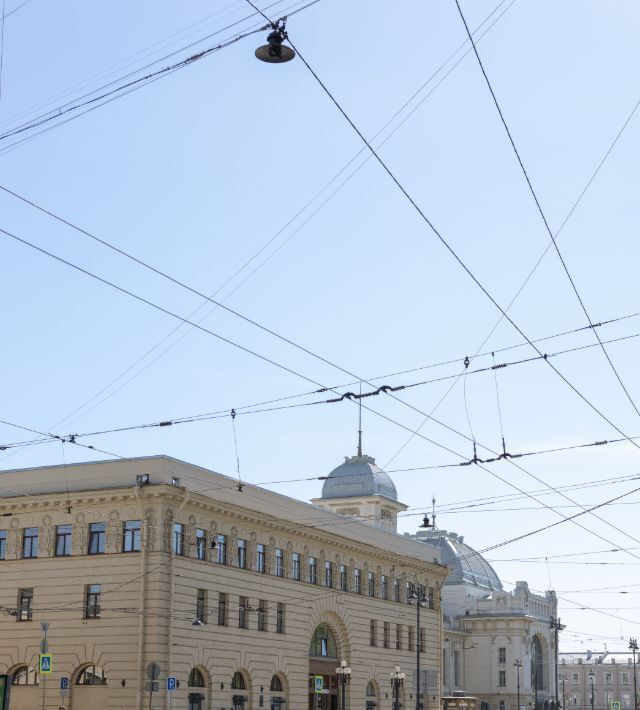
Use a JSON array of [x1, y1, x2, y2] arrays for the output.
[[2, 0, 640, 649]]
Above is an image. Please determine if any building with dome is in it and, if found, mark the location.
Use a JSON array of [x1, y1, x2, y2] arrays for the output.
[[0, 452, 447, 710], [310, 449, 407, 533], [406, 528, 558, 710]]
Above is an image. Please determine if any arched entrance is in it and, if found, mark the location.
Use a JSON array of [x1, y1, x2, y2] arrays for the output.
[[309, 624, 340, 710], [531, 636, 544, 710]]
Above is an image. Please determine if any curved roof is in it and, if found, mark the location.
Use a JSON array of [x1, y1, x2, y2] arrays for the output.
[[415, 530, 503, 590], [321, 454, 398, 502]]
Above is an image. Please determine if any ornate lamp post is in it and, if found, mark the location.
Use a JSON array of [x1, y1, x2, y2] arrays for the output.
[[408, 584, 428, 710], [588, 669, 596, 710], [390, 666, 406, 710], [514, 660, 522, 710], [630, 638, 638, 710], [336, 659, 351, 710]]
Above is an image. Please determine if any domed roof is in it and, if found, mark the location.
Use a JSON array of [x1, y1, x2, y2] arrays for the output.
[[321, 454, 398, 502], [414, 529, 502, 591]]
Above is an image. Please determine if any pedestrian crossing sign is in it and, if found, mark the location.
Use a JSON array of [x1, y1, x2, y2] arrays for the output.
[[39, 654, 52, 674], [314, 676, 323, 693]]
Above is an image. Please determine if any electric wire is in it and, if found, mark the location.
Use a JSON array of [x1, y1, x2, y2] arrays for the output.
[[452, 0, 640, 419]]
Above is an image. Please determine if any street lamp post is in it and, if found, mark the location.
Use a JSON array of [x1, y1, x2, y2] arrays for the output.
[[390, 666, 406, 710], [559, 673, 567, 710], [550, 617, 564, 710], [630, 638, 638, 710], [409, 584, 428, 710], [336, 659, 351, 710], [514, 660, 523, 710], [589, 669, 596, 710]]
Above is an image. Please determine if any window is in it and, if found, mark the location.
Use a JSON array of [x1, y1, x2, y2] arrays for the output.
[[54, 525, 72, 556], [275, 548, 284, 577], [258, 600, 267, 631], [339, 565, 347, 591], [572, 674, 579, 685], [123, 520, 141, 552], [276, 602, 285, 633], [76, 665, 108, 686], [88, 523, 106, 555], [195, 529, 206, 561], [239, 596, 248, 628], [22, 527, 38, 558], [418, 627, 425, 653], [218, 592, 227, 626], [196, 589, 206, 624], [309, 557, 317, 584], [310, 624, 338, 658], [370, 619, 377, 646], [605, 673, 613, 686], [292, 552, 301, 580], [271, 675, 284, 692], [428, 586, 435, 609], [384, 622, 390, 648], [325, 560, 333, 587], [354, 568, 361, 594], [11, 666, 38, 685], [499, 702, 506, 710], [216, 534, 227, 564], [188, 668, 206, 687], [454, 651, 461, 687], [232, 672, 246, 690], [393, 578, 400, 602], [498, 647, 506, 664], [85, 584, 101, 619], [367, 571, 375, 597], [381, 575, 388, 600], [622, 673, 630, 685], [0, 530, 6, 560], [408, 627, 414, 652], [18, 588, 33, 621], [237, 539, 247, 569], [396, 624, 402, 650], [498, 671, 506, 687], [173, 523, 185, 556], [256, 544, 265, 573]]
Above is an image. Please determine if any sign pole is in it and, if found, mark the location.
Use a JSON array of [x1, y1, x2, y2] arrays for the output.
[[40, 622, 49, 710]]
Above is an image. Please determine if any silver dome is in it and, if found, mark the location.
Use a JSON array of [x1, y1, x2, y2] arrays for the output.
[[415, 529, 503, 590], [321, 454, 398, 502]]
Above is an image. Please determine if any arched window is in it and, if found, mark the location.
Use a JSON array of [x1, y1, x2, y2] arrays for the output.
[[76, 665, 108, 686], [531, 636, 543, 691], [271, 674, 285, 710], [232, 672, 246, 690], [11, 666, 38, 686], [499, 701, 506, 710], [189, 668, 206, 688], [309, 624, 338, 658], [270, 675, 283, 692], [366, 681, 378, 710]]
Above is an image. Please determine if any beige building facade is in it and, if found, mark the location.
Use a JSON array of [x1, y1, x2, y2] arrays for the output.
[[0, 454, 447, 710], [558, 652, 639, 710]]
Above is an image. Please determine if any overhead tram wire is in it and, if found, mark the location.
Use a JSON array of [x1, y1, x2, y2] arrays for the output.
[[0, 0, 520, 437], [0, 0, 574, 446], [383, 91, 640, 468], [0, 0, 321, 153], [281, 28, 640, 500], [5, 55, 640, 555], [452, 0, 640, 419]]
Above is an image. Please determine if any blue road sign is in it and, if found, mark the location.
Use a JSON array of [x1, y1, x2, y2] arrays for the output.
[[39, 654, 52, 674], [60, 677, 69, 690], [167, 677, 177, 691]]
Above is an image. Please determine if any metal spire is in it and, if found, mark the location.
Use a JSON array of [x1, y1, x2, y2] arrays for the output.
[[357, 382, 363, 458]]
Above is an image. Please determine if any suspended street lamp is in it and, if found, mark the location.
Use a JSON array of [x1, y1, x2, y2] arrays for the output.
[[255, 18, 296, 63]]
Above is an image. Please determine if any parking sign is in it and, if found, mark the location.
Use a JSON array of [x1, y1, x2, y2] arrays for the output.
[[167, 677, 177, 691]]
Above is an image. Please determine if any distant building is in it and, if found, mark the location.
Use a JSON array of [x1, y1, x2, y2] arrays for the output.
[[558, 651, 639, 710], [0, 452, 446, 710], [407, 529, 558, 710]]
